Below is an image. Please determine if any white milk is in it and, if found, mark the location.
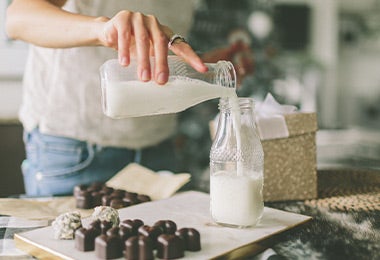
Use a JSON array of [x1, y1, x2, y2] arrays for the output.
[[103, 78, 236, 118], [210, 170, 264, 227]]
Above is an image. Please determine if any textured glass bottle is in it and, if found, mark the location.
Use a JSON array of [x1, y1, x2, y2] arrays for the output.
[[100, 56, 236, 118], [210, 97, 264, 228]]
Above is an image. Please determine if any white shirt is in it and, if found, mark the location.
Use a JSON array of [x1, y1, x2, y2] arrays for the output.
[[19, 0, 198, 149]]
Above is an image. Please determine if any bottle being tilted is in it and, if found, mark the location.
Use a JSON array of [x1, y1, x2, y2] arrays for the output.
[[210, 97, 264, 228], [100, 56, 237, 118]]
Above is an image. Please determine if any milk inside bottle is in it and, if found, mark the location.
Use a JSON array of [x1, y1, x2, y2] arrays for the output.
[[100, 56, 237, 118]]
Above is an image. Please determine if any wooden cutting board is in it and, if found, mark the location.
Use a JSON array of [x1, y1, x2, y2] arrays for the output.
[[14, 191, 311, 259]]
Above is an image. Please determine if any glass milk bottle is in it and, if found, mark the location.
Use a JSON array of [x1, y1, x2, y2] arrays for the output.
[[210, 97, 264, 228], [100, 56, 236, 118]]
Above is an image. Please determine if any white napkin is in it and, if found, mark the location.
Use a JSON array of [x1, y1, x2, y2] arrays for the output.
[[106, 163, 191, 201]]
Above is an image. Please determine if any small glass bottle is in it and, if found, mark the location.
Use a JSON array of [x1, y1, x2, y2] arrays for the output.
[[210, 97, 264, 228], [100, 56, 236, 118]]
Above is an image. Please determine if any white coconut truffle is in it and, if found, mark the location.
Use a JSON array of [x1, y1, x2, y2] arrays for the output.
[[52, 211, 82, 240], [91, 206, 120, 227]]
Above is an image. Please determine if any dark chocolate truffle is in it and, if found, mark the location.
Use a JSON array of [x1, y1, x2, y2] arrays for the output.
[[109, 198, 127, 209], [100, 220, 113, 235], [106, 227, 120, 237], [101, 186, 114, 195], [175, 228, 201, 251], [121, 219, 144, 235], [101, 194, 114, 206], [156, 234, 184, 259], [153, 220, 177, 234], [75, 227, 101, 251], [74, 181, 151, 210], [87, 182, 104, 192], [73, 184, 88, 197], [119, 226, 134, 241], [95, 234, 123, 259], [111, 189, 126, 197], [91, 191, 103, 207], [123, 193, 139, 205], [88, 219, 101, 230], [75, 190, 93, 209], [137, 194, 151, 203], [124, 192, 138, 200], [125, 236, 154, 260], [138, 225, 163, 245]]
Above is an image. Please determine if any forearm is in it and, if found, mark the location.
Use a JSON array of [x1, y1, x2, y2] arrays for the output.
[[6, 0, 108, 48], [6, 0, 207, 84]]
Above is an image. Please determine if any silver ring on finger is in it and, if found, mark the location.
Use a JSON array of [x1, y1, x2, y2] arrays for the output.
[[168, 34, 187, 48]]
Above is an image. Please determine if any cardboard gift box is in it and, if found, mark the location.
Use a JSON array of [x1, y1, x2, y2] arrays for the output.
[[260, 112, 318, 201]]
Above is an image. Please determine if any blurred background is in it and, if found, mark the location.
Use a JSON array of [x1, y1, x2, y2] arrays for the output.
[[2, 0, 380, 196]]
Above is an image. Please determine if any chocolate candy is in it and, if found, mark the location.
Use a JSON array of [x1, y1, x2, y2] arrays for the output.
[[91, 191, 103, 207], [106, 227, 120, 237], [121, 219, 144, 235], [101, 186, 114, 195], [95, 234, 123, 259], [153, 220, 177, 234], [88, 219, 101, 230], [137, 194, 152, 203], [109, 198, 127, 209], [175, 228, 201, 251], [138, 225, 163, 246], [156, 234, 184, 259], [75, 190, 93, 209], [87, 182, 104, 193], [125, 235, 154, 260], [111, 189, 126, 198], [73, 182, 151, 210], [100, 220, 113, 235], [71, 217, 202, 259], [101, 194, 115, 206], [119, 226, 134, 241], [73, 184, 88, 197], [75, 227, 101, 251], [123, 192, 140, 205]]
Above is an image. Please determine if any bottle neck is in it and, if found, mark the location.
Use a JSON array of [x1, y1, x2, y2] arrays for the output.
[[218, 97, 255, 113], [168, 55, 236, 89], [213, 61, 236, 89]]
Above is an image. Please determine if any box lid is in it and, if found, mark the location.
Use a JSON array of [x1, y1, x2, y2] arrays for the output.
[[284, 112, 318, 137]]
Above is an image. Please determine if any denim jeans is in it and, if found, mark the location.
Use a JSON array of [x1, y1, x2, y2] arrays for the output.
[[22, 128, 180, 196], [21, 128, 183, 196]]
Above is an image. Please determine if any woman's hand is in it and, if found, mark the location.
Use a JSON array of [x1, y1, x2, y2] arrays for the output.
[[99, 10, 207, 84]]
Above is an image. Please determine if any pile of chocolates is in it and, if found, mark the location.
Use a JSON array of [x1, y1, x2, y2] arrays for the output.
[[75, 218, 201, 259], [73, 182, 151, 209]]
